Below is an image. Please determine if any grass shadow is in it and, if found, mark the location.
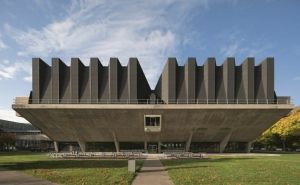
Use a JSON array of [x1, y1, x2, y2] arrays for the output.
[[0, 152, 48, 157], [1, 160, 132, 170]]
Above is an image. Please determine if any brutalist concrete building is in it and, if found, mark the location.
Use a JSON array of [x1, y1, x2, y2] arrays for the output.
[[13, 57, 293, 153]]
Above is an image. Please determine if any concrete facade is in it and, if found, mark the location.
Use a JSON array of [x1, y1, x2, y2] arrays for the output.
[[13, 57, 293, 153], [30, 57, 285, 104], [31, 57, 151, 104]]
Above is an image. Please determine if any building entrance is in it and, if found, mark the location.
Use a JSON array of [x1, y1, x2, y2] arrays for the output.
[[147, 143, 158, 153]]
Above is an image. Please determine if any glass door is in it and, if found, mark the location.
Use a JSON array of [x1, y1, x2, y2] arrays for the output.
[[147, 144, 158, 153]]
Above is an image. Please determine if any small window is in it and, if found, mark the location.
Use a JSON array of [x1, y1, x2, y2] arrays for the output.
[[155, 117, 160, 126], [144, 115, 161, 127], [150, 117, 156, 126], [145, 117, 151, 126]]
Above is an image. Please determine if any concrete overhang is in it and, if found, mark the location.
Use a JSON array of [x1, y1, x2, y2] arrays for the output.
[[12, 101, 294, 143]]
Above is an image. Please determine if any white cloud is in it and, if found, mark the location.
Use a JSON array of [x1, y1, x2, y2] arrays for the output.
[[0, 60, 31, 81], [5, 0, 242, 86], [5, 0, 208, 87], [0, 40, 7, 50], [23, 76, 32, 82], [3, 59, 10, 64], [220, 31, 273, 58], [0, 64, 18, 79], [0, 107, 29, 123], [0, 33, 7, 50]]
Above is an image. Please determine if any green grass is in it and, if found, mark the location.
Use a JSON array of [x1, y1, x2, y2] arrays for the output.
[[0, 152, 142, 185], [162, 154, 300, 185]]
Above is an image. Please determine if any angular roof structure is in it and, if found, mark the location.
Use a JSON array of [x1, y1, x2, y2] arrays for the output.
[[30, 57, 287, 104]]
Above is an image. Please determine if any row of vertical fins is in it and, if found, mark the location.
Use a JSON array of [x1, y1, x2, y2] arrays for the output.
[[32, 57, 275, 104], [154, 57, 275, 103], [32, 58, 151, 103]]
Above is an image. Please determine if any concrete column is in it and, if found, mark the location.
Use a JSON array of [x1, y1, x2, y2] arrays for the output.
[[219, 130, 232, 153], [204, 58, 216, 102], [144, 141, 148, 153], [112, 131, 120, 152], [250, 58, 275, 103], [78, 141, 86, 152], [261, 58, 274, 102], [185, 131, 194, 152], [128, 58, 138, 101], [52, 58, 65, 104], [185, 58, 196, 102], [69, 145, 73, 152], [90, 58, 101, 103], [32, 58, 42, 104], [52, 58, 59, 104], [54, 141, 59, 153], [32, 58, 51, 104], [158, 141, 162, 153], [109, 58, 120, 101], [246, 142, 253, 153], [223, 58, 235, 103], [196, 66, 206, 101], [161, 58, 177, 103], [59, 63, 71, 104], [71, 58, 83, 103], [242, 58, 254, 103]]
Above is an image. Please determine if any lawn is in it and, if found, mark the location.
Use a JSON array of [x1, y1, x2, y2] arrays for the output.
[[0, 152, 142, 185], [162, 154, 300, 185]]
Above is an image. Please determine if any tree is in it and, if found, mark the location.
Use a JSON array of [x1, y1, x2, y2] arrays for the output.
[[257, 107, 300, 150], [0, 133, 16, 151]]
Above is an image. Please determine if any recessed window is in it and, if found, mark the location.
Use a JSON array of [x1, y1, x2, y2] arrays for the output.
[[145, 116, 160, 126], [144, 115, 161, 132]]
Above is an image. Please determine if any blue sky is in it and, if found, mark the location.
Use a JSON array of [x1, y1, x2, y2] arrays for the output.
[[0, 0, 299, 122]]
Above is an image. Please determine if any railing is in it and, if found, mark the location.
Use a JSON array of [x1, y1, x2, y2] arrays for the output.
[[14, 97, 292, 105], [163, 151, 203, 159], [48, 151, 203, 159], [48, 152, 145, 159]]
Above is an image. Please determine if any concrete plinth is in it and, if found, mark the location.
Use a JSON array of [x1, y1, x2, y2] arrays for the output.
[[128, 160, 136, 172]]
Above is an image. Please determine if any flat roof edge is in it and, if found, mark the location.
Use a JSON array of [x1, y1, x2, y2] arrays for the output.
[[12, 104, 295, 110]]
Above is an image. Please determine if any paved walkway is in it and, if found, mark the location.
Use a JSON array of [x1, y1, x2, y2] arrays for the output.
[[0, 168, 59, 185], [132, 157, 174, 185]]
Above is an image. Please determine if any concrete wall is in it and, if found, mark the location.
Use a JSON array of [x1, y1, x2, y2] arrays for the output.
[[156, 57, 276, 103], [32, 58, 52, 104], [32, 57, 277, 104], [32, 58, 151, 103]]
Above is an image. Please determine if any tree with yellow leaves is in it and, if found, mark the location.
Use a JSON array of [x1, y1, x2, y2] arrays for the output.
[[256, 107, 300, 151]]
